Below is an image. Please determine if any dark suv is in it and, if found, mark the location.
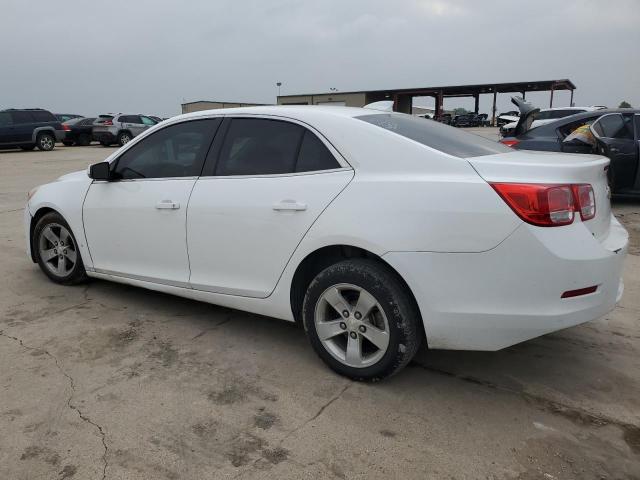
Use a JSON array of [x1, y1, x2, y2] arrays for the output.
[[0, 109, 64, 151]]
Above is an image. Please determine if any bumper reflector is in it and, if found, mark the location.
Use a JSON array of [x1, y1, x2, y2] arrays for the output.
[[561, 286, 598, 298]]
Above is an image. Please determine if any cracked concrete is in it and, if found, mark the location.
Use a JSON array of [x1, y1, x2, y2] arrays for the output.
[[1, 145, 640, 479]]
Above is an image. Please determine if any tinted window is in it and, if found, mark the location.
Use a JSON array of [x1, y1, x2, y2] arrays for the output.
[[296, 131, 340, 172], [140, 116, 156, 126], [113, 119, 218, 179], [32, 110, 56, 122], [119, 115, 142, 124], [636, 115, 640, 139], [596, 114, 634, 139], [81, 118, 96, 126], [63, 118, 84, 126], [0, 112, 12, 126], [216, 119, 304, 175], [11, 111, 35, 124], [357, 113, 511, 157]]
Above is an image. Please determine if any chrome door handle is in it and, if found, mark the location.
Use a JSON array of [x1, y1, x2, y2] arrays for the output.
[[610, 147, 620, 153], [272, 200, 307, 211], [156, 200, 180, 210]]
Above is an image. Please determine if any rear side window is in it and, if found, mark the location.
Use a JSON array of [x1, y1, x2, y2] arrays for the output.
[[595, 114, 634, 140], [32, 110, 56, 122], [113, 119, 219, 179], [296, 130, 340, 172], [357, 113, 511, 157], [11, 111, 35, 124], [140, 116, 156, 126], [216, 119, 304, 175]]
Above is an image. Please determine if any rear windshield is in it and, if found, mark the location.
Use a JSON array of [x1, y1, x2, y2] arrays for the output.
[[356, 113, 511, 158]]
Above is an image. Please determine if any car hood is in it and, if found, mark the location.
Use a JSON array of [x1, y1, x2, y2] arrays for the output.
[[511, 96, 540, 136], [56, 169, 89, 182]]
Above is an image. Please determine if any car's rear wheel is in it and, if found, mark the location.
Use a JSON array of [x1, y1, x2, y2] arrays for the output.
[[117, 131, 132, 147], [20, 144, 35, 151], [36, 132, 55, 151], [302, 259, 421, 381], [33, 212, 88, 285], [100, 141, 111, 147], [77, 133, 91, 146]]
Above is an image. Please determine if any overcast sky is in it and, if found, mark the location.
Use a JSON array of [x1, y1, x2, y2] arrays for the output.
[[2, 0, 638, 117]]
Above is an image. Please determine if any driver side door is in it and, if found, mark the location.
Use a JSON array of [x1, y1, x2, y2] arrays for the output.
[[83, 118, 221, 286]]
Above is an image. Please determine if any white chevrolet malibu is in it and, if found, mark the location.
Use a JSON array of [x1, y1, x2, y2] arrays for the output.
[[25, 106, 628, 380]]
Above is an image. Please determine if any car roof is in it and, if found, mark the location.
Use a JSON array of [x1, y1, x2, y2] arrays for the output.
[[179, 105, 383, 122]]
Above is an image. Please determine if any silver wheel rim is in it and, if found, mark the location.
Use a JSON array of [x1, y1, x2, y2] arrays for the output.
[[121, 134, 130, 144], [314, 283, 390, 368], [38, 223, 77, 277], [40, 136, 53, 150]]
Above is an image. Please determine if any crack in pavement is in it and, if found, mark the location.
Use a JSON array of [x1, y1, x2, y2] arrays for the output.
[[0, 208, 23, 215], [191, 317, 234, 341], [0, 330, 109, 479], [280, 382, 352, 444], [410, 361, 640, 441]]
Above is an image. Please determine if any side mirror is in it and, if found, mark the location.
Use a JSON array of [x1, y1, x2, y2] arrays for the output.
[[88, 161, 111, 181]]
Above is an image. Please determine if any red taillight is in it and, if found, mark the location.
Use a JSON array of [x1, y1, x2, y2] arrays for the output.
[[62, 124, 71, 131], [500, 139, 520, 148], [491, 183, 575, 227], [103, 120, 113, 126], [572, 184, 596, 221]]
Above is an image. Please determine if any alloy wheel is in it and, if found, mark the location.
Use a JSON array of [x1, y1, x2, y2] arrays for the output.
[[38, 223, 77, 277], [314, 283, 390, 368]]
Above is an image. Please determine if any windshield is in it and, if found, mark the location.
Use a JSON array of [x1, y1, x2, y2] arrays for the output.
[[356, 113, 511, 158]]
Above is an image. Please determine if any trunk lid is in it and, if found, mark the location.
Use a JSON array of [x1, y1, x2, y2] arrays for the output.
[[511, 96, 540, 136], [468, 150, 612, 241]]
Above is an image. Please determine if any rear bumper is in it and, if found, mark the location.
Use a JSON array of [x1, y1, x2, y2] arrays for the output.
[[383, 215, 628, 351]]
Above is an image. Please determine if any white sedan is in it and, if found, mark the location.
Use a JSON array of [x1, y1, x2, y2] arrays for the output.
[[25, 106, 628, 380]]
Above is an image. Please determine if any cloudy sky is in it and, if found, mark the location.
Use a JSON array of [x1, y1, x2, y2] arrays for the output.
[[2, 0, 638, 117]]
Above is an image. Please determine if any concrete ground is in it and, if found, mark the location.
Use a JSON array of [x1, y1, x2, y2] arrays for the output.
[[1, 144, 639, 480]]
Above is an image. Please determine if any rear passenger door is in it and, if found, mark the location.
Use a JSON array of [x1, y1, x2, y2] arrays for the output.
[[121, 115, 145, 137], [0, 112, 14, 144], [187, 116, 354, 298], [10, 111, 36, 143]]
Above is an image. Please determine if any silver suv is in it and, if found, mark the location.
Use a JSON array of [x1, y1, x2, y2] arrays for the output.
[[92, 113, 158, 147]]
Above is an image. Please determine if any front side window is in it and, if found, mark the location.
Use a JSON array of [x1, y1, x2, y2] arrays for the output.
[[141, 116, 156, 126], [594, 114, 634, 140], [0, 112, 12, 126], [357, 113, 511, 158], [113, 119, 219, 179], [216, 119, 303, 175]]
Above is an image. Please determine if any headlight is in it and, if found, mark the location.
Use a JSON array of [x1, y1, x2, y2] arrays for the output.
[[27, 186, 40, 201]]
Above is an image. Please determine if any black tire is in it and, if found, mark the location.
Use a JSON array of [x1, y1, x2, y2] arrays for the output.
[[77, 133, 91, 146], [36, 132, 55, 151], [302, 259, 421, 381], [100, 141, 111, 147], [20, 144, 35, 151], [33, 212, 88, 285], [62, 140, 74, 147], [117, 131, 132, 147]]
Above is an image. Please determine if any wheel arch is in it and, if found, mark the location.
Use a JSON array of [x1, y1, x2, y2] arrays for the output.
[[289, 244, 424, 334], [29, 206, 62, 262]]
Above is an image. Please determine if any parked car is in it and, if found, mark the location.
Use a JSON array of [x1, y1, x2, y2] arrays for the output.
[[25, 106, 628, 380], [500, 104, 604, 136], [496, 110, 519, 127], [55, 113, 84, 123], [451, 113, 482, 128], [61, 117, 96, 146], [92, 113, 158, 147], [0, 108, 63, 151]]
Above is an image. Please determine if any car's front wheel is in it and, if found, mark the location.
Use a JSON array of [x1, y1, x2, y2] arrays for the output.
[[303, 259, 421, 381], [33, 212, 88, 285], [36, 132, 56, 151]]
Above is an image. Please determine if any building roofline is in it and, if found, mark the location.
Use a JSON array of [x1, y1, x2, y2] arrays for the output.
[[278, 79, 576, 98]]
